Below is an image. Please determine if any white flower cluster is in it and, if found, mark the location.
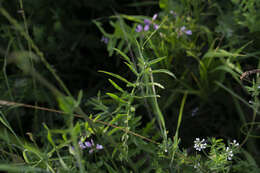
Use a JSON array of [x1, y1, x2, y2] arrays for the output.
[[226, 147, 234, 160], [194, 138, 207, 151], [230, 140, 239, 147], [226, 140, 239, 160]]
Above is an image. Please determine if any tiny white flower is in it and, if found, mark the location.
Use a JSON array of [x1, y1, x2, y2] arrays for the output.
[[226, 147, 234, 160], [231, 140, 239, 147], [194, 138, 207, 151]]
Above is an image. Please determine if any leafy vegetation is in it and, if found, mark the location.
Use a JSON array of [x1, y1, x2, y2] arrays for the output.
[[0, 0, 260, 172]]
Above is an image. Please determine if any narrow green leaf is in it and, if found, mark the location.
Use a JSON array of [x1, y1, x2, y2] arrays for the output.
[[148, 82, 165, 89], [106, 93, 127, 104], [124, 62, 138, 76], [43, 124, 55, 147], [99, 70, 134, 86], [172, 92, 187, 161], [133, 94, 160, 99], [203, 49, 243, 58], [148, 56, 166, 66], [113, 48, 131, 63], [108, 79, 124, 93], [152, 69, 176, 78], [0, 112, 25, 147], [215, 81, 252, 109]]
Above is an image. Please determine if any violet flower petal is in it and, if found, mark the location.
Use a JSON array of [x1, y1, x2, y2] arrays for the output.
[[85, 141, 92, 148], [152, 14, 158, 21], [144, 19, 151, 25], [136, 24, 143, 32], [144, 24, 150, 31], [185, 30, 192, 35], [96, 144, 103, 150], [153, 24, 159, 30]]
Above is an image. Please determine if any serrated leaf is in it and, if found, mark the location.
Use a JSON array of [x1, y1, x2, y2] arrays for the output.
[[152, 69, 176, 78]]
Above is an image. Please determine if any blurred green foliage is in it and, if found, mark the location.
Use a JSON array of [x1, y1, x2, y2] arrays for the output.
[[0, 0, 260, 172]]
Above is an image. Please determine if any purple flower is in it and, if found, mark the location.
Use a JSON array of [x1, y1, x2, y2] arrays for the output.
[[185, 30, 192, 35], [180, 26, 186, 32], [89, 149, 94, 154], [152, 14, 158, 21], [144, 19, 151, 25], [136, 24, 143, 32], [153, 24, 159, 30], [101, 36, 109, 44], [96, 144, 103, 150], [84, 141, 92, 148], [144, 24, 150, 31], [179, 26, 192, 36], [91, 139, 95, 145], [79, 141, 86, 149]]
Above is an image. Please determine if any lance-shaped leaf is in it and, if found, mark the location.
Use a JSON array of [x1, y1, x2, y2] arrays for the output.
[[124, 62, 138, 76], [113, 48, 131, 64], [108, 79, 124, 93], [106, 93, 128, 104], [147, 56, 166, 66], [99, 70, 134, 87], [151, 69, 176, 78]]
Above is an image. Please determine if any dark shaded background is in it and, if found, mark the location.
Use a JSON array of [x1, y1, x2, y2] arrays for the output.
[[1, 0, 158, 96]]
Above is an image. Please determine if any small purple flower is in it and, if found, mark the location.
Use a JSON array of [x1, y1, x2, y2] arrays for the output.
[[79, 141, 86, 149], [144, 19, 151, 25], [77, 138, 103, 154], [85, 141, 92, 148], [136, 24, 143, 32], [184, 30, 192, 35], [153, 24, 159, 30], [101, 36, 109, 44], [180, 26, 186, 32], [144, 24, 150, 31], [91, 139, 95, 145], [89, 149, 94, 154], [179, 26, 192, 36], [96, 144, 103, 150], [152, 14, 158, 21]]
